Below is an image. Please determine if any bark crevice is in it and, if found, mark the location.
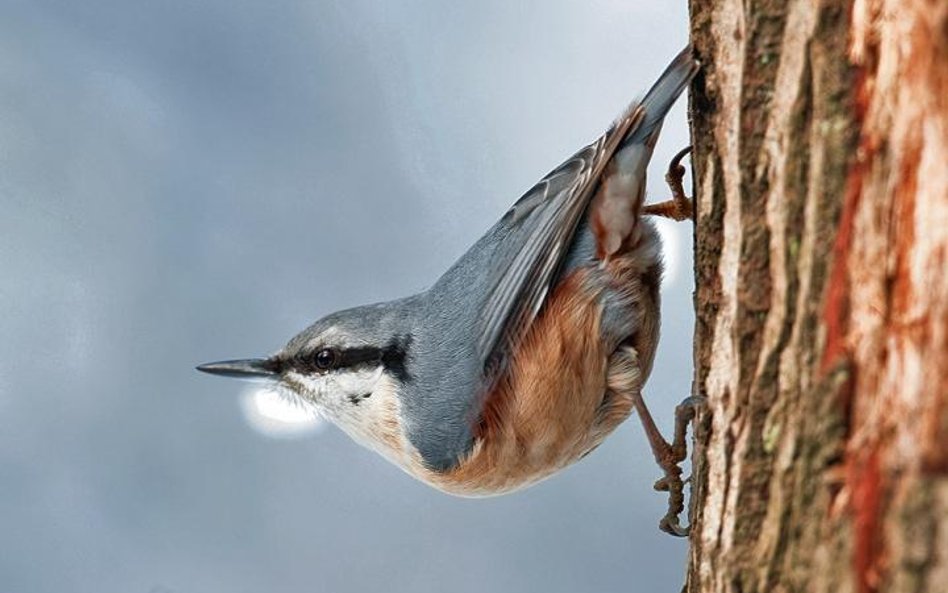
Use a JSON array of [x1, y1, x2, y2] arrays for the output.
[[683, 0, 947, 591]]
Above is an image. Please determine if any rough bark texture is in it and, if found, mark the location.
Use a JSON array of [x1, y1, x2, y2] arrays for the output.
[[684, 1, 948, 592]]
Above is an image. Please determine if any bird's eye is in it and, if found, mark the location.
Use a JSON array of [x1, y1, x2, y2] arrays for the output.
[[314, 348, 338, 371]]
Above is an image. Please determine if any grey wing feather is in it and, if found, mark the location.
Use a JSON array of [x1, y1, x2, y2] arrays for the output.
[[476, 46, 698, 373]]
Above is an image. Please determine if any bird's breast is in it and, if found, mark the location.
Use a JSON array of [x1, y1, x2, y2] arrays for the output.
[[416, 265, 639, 496]]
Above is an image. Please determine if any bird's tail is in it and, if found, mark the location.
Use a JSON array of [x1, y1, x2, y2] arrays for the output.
[[620, 45, 699, 149], [590, 46, 698, 259]]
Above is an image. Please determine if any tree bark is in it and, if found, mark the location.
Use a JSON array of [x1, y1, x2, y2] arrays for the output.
[[684, 1, 948, 592]]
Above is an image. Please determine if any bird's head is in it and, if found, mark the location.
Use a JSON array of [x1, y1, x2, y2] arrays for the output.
[[198, 304, 414, 455]]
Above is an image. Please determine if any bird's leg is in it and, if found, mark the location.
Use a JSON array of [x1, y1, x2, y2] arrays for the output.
[[642, 146, 693, 221], [629, 390, 704, 537], [607, 346, 703, 537]]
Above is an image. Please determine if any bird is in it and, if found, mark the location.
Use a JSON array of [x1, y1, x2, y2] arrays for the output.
[[198, 46, 701, 535]]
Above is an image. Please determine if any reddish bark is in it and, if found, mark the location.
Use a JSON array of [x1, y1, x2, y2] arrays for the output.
[[684, 1, 947, 591]]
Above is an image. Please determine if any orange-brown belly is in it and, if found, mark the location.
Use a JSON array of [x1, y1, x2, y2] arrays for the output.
[[418, 266, 638, 496]]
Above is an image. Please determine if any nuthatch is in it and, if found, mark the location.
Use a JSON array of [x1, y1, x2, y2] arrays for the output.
[[199, 47, 700, 535]]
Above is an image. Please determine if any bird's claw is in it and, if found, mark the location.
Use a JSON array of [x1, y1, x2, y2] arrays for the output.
[[653, 463, 688, 537], [642, 146, 694, 222], [660, 515, 691, 538], [649, 395, 707, 538]]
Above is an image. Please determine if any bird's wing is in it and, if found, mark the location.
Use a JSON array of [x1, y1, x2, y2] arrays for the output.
[[476, 46, 697, 375]]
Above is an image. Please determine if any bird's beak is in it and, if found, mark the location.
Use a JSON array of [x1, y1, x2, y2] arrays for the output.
[[196, 358, 280, 381]]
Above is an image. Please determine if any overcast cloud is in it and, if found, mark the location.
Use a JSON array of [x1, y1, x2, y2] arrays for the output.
[[0, 2, 695, 592]]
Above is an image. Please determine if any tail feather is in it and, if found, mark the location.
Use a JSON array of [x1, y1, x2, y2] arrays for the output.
[[591, 46, 698, 259], [621, 45, 699, 149]]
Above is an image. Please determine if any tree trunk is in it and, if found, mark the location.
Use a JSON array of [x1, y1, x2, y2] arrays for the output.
[[684, 1, 948, 592]]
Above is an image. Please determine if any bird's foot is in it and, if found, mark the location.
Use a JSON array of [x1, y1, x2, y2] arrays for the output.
[[642, 146, 694, 222], [631, 391, 705, 537], [653, 396, 705, 537]]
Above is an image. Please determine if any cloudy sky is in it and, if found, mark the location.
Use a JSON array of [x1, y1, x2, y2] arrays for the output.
[[0, 2, 695, 592]]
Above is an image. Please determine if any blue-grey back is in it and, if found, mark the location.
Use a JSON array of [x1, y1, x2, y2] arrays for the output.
[[395, 47, 696, 471], [402, 215, 599, 471]]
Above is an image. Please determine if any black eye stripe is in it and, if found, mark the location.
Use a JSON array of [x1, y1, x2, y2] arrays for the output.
[[293, 347, 382, 373], [288, 335, 412, 380], [336, 347, 385, 367]]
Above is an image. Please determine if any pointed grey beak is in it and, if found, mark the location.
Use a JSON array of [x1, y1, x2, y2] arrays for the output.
[[196, 358, 280, 381]]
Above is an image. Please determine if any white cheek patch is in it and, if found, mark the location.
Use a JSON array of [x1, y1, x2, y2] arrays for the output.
[[327, 366, 385, 406], [283, 366, 385, 418], [284, 368, 416, 472], [284, 371, 324, 400], [269, 380, 321, 413]]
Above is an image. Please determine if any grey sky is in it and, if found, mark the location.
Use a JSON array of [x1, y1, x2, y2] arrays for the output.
[[1, 2, 695, 592]]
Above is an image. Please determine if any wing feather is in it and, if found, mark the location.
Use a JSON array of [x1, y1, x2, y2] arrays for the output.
[[475, 47, 698, 374], [476, 112, 642, 369]]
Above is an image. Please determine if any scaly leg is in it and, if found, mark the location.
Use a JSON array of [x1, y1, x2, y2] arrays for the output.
[[608, 346, 703, 536], [642, 146, 693, 222], [629, 390, 704, 536]]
